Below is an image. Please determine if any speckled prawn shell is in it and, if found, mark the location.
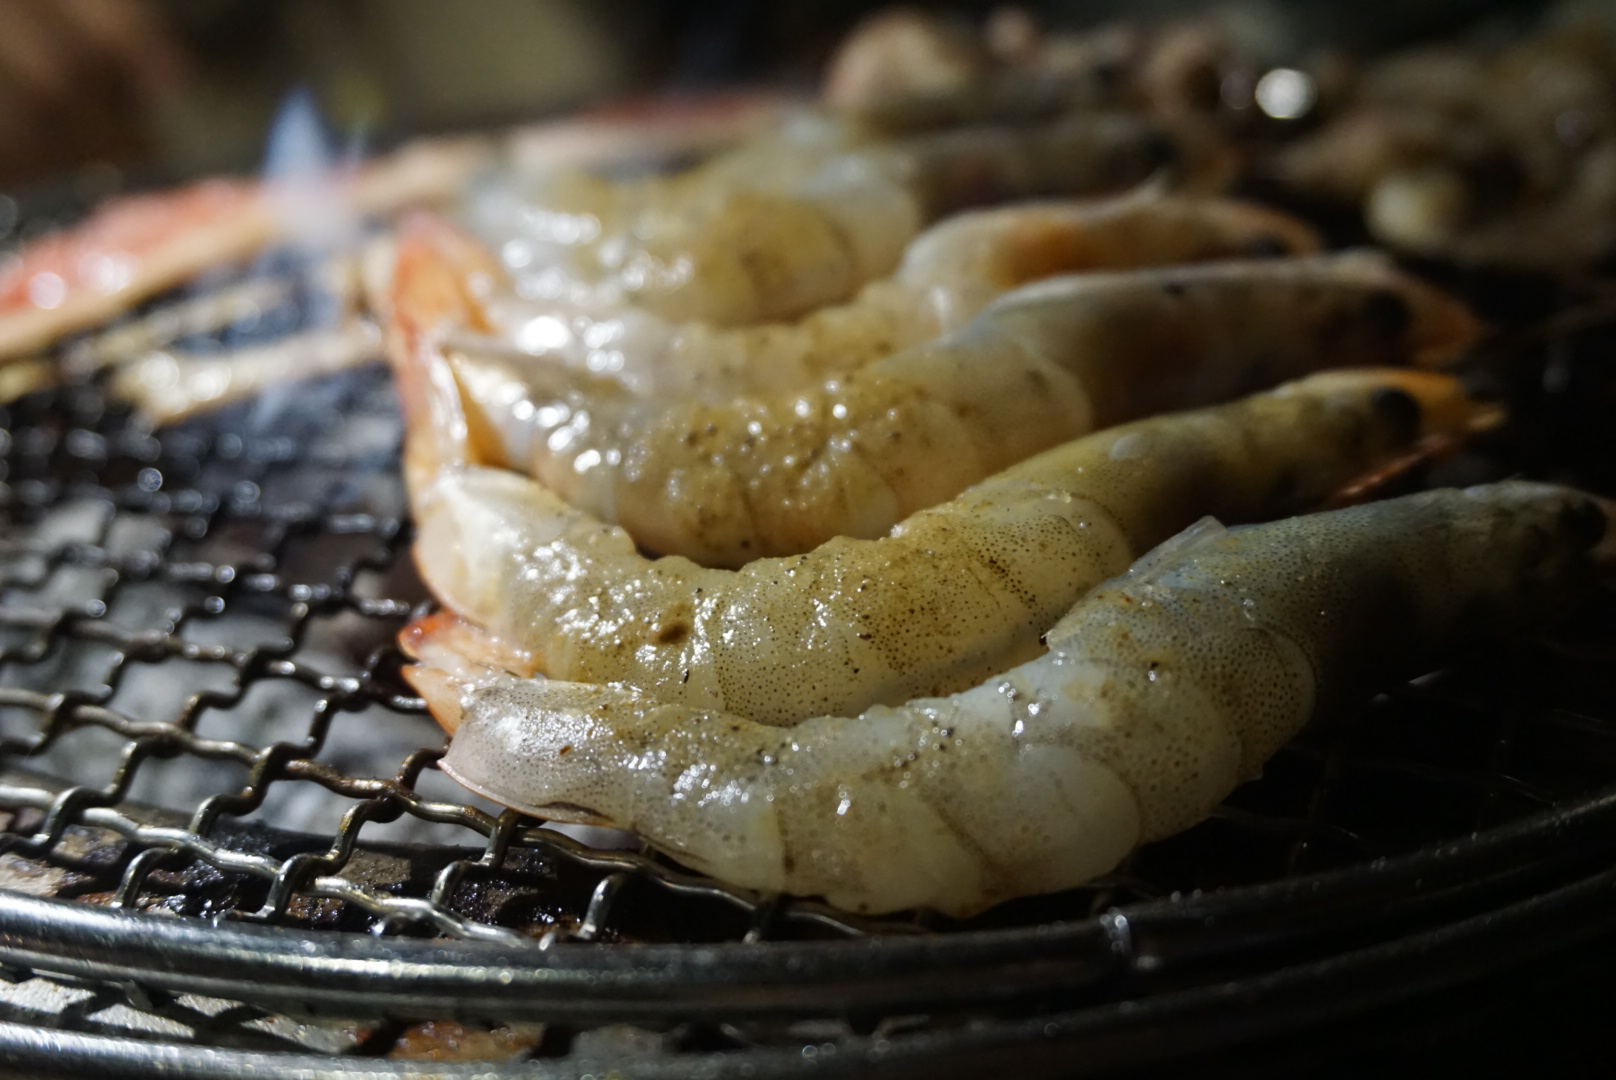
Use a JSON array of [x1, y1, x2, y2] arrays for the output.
[[425, 482, 1605, 916]]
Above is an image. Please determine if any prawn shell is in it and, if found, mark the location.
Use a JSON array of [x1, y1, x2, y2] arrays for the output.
[[404, 368, 1495, 728], [473, 110, 1178, 330], [470, 193, 1326, 402], [441, 251, 1482, 565], [426, 483, 1607, 916]]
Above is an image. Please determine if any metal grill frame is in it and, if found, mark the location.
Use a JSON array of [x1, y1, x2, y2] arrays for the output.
[[2, 823, 1616, 1078], [1, 780, 1616, 1023]]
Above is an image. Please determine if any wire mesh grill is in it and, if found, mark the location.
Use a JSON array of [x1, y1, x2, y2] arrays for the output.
[[0, 365, 890, 943], [0, 244, 1612, 1074]]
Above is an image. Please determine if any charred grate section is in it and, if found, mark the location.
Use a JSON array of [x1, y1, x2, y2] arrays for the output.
[[0, 254, 1609, 1072]]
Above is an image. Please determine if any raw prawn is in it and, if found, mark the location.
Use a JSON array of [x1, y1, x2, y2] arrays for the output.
[[820, 7, 991, 120], [415, 482, 1610, 915], [404, 369, 1494, 727], [820, 6, 1127, 129], [394, 217, 1481, 565], [465, 110, 1177, 328], [0, 135, 487, 364], [468, 192, 1321, 399]]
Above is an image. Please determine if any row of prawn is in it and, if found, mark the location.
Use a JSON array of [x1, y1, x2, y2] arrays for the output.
[[1, 15, 1608, 916], [0, 2, 1391, 419], [12, 4, 1616, 427], [0, 79, 1187, 421], [381, 180, 1614, 916], [399, 197, 1474, 565]]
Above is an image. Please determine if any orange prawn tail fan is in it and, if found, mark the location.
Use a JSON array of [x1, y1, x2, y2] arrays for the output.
[[386, 212, 508, 496]]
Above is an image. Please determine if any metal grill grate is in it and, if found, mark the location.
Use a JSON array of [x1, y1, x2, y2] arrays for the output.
[[0, 366, 902, 941], [0, 257, 1612, 1075]]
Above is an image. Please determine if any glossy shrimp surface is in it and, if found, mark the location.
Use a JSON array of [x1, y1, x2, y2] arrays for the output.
[[417, 483, 1609, 916], [398, 224, 1481, 565], [465, 110, 1174, 328], [471, 193, 1321, 400], [406, 369, 1492, 727]]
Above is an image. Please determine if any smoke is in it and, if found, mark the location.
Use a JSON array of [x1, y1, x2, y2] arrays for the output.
[[261, 88, 363, 259], [227, 88, 383, 443]]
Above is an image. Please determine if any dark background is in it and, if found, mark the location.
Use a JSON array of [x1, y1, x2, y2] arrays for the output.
[[0, 0, 1568, 192]]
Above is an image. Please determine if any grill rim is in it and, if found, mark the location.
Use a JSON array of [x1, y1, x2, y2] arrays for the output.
[[4, 855, 1616, 1079], [2, 777, 1615, 1022], [4, 205, 1616, 1076]]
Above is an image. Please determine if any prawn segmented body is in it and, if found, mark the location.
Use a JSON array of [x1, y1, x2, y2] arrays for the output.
[[406, 369, 1493, 727], [466, 111, 1176, 328], [414, 483, 1610, 916], [395, 220, 1481, 565], [471, 193, 1322, 400]]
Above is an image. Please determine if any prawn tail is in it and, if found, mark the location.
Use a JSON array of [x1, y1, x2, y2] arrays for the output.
[[385, 212, 506, 497], [401, 611, 540, 678], [404, 663, 468, 734], [399, 614, 534, 735], [1315, 369, 1506, 507]]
